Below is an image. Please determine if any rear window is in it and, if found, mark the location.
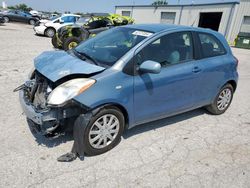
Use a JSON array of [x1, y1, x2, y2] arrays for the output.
[[198, 33, 226, 58]]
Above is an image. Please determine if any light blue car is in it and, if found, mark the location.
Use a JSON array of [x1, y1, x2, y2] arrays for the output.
[[19, 24, 238, 157]]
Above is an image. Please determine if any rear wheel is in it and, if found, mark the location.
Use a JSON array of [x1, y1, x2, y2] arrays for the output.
[[3, 16, 9, 23], [45, 28, 55, 38], [82, 106, 125, 156], [63, 36, 81, 51], [29, 19, 36, 25], [206, 84, 234, 115]]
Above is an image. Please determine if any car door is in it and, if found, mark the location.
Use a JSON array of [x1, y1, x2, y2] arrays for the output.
[[8, 10, 19, 21], [17, 11, 29, 22], [133, 31, 198, 125], [191, 32, 229, 106]]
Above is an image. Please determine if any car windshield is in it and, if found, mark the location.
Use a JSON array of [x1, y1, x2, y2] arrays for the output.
[[50, 15, 60, 21], [75, 27, 153, 67]]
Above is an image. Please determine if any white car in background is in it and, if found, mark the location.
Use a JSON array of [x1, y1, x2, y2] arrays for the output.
[[34, 14, 80, 37]]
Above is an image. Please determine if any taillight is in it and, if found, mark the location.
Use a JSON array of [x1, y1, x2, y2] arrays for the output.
[[234, 56, 239, 69]]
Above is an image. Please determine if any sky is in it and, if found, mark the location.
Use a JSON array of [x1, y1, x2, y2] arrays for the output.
[[3, 0, 239, 13]]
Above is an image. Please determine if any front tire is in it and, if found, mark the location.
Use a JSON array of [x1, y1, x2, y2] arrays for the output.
[[3, 16, 9, 23], [45, 27, 55, 38], [206, 84, 234, 115], [63, 36, 81, 51], [82, 106, 125, 156]]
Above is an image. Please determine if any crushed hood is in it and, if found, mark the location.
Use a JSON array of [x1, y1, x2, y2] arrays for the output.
[[34, 51, 105, 82]]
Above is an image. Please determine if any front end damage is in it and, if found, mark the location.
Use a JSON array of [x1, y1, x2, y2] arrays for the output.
[[19, 71, 88, 136]]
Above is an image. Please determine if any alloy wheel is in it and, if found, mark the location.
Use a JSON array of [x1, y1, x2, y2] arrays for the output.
[[217, 88, 232, 111], [89, 114, 120, 149]]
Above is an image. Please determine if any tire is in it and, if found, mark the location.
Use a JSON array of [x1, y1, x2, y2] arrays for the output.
[[51, 35, 59, 49], [82, 106, 125, 156], [206, 84, 234, 115], [45, 27, 55, 38], [63, 36, 81, 51], [29, 19, 36, 25], [3, 16, 9, 23]]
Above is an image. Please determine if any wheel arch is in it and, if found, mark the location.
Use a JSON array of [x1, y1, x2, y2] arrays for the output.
[[227, 80, 237, 92], [90, 103, 130, 130]]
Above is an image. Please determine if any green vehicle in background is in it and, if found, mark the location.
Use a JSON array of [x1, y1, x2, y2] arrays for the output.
[[52, 14, 134, 51]]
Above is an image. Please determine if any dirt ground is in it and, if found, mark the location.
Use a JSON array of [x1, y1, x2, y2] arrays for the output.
[[0, 23, 250, 188]]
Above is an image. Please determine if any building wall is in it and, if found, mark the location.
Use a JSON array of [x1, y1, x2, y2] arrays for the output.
[[116, 2, 250, 45], [228, 0, 250, 44], [116, 4, 233, 35]]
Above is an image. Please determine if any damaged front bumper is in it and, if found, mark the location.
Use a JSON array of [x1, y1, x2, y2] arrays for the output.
[[19, 89, 88, 135]]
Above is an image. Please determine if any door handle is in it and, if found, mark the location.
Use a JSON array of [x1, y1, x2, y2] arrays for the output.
[[192, 66, 202, 73]]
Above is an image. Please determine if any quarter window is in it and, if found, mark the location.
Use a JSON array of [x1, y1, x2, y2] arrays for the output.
[[198, 33, 226, 58], [136, 32, 194, 67]]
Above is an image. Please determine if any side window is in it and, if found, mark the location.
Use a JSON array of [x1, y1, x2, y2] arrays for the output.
[[136, 32, 194, 67], [198, 33, 226, 58], [54, 19, 59, 23], [62, 16, 77, 23]]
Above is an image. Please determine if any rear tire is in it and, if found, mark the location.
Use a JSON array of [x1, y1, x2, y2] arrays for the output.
[[206, 84, 234, 115], [3, 16, 9, 23], [29, 19, 36, 25], [82, 106, 125, 156], [45, 27, 55, 38], [51, 35, 59, 49], [63, 36, 81, 51]]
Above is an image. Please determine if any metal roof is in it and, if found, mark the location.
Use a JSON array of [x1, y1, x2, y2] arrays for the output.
[[116, 1, 239, 8], [123, 24, 192, 33]]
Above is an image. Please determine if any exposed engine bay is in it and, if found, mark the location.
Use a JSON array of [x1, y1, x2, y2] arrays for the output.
[[18, 71, 87, 136]]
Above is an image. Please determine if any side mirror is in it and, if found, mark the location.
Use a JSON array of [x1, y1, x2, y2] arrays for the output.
[[139, 60, 161, 74]]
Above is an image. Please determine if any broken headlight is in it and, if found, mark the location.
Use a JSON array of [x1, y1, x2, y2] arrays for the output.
[[47, 78, 96, 106]]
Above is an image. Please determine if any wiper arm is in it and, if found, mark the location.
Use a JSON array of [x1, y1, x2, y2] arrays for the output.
[[73, 49, 98, 65]]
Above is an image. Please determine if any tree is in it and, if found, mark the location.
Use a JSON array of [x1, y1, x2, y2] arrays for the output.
[[152, 0, 168, 6], [8, 3, 32, 12]]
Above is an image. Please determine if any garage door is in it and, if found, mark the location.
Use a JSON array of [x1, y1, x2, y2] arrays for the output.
[[240, 16, 250, 33], [161, 12, 176, 24]]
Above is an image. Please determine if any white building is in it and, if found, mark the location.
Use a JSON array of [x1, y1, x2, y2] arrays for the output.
[[115, 0, 250, 45]]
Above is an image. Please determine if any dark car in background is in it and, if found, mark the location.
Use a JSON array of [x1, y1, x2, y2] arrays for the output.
[[2, 10, 39, 25]]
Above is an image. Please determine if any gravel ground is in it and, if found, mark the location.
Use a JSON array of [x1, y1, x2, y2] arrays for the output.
[[0, 23, 250, 188]]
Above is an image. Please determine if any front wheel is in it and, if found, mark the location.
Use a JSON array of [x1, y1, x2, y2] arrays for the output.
[[63, 36, 81, 51], [206, 84, 234, 115], [82, 106, 125, 156]]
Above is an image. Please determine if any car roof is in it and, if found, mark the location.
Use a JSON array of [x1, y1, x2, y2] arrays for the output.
[[61, 14, 81, 17], [124, 24, 214, 34]]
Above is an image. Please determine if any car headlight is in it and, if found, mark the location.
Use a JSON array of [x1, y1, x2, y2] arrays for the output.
[[47, 78, 96, 106]]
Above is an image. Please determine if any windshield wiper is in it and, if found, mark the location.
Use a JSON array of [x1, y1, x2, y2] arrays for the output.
[[73, 49, 98, 65]]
